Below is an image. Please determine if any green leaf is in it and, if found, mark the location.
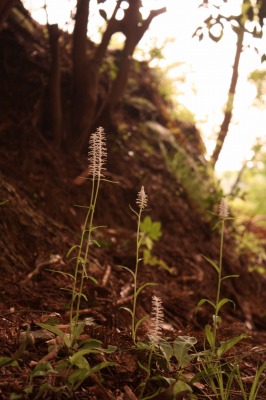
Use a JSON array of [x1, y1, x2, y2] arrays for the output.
[[37, 323, 71, 348], [0, 357, 18, 367], [221, 274, 239, 281], [88, 275, 98, 285], [66, 245, 80, 258], [70, 351, 93, 367], [31, 362, 55, 378], [195, 298, 216, 312], [140, 216, 162, 241], [118, 265, 135, 277], [121, 307, 133, 317], [205, 325, 215, 350], [173, 336, 197, 369], [72, 361, 115, 390], [135, 315, 148, 335], [173, 379, 193, 396], [159, 339, 173, 367], [138, 360, 149, 374], [47, 269, 74, 280], [71, 321, 85, 339], [79, 339, 102, 349], [216, 298, 235, 313], [136, 282, 157, 297], [249, 361, 266, 399], [202, 255, 220, 274], [217, 334, 248, 358]]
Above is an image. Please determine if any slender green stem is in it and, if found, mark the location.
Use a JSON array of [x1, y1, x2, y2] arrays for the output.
[[132, 210, 142, 343], [213, 218, 225, 347], [139, 347, 153, 399], [69, 177, 100, 344]]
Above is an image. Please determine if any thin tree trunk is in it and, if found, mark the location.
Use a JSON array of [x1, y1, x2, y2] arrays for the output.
[[210, 26, 245, 167], [104, 5, 166, 110], [71, 0, 93, 147], [47, 24, 62, 147]]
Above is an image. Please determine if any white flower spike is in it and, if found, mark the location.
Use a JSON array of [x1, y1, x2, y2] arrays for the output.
[[136, 186, 148, 210], [219, 198, 229, 220], [88, 127, 107, 179]]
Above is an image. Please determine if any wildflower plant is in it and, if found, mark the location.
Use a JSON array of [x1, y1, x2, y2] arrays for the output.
[[196, 198, 244, 352], [67, 126, 108, 343], [138, 295, 164, 399], [138, 297, 197, 399], [121, 186, 157, 344], [38, 127, 109, 346]]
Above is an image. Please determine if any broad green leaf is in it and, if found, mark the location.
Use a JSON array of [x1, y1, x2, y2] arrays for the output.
[[70, 354, 90, 369], [173, 336, 197, 369], [173, 379, 193, 396], [71, 321, 85, 340], [159, 339, 173, 367], [217, 334, 248, 358], [68, 367, 89, 386], [37, 323, 71, 348], [79, 339, 102, 349], [70, 349, 99, 365]]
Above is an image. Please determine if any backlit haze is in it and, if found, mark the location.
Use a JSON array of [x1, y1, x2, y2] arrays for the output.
[[23, 0, 266, 172]]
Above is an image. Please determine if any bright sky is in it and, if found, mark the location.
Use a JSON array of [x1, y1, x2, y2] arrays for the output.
[[23, 0, 266, 172]]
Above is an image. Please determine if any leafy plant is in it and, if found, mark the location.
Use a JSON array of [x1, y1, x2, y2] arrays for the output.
[[140, 216, 172, 274], [40, 127, 108, 348], [236, 360, 266, 400], [137, 296, 197, 399], [23, 340, 116, 398], [196, 198, 243, 352], [21, 128, 118, 396], [121, 187, 157, 344]]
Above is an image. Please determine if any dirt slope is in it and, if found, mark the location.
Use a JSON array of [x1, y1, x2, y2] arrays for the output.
[[0, 12, 266, 399]]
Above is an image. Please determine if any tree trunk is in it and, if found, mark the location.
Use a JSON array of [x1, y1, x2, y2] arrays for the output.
[[102, 4, 166, 116], [71, 0, 94, 148], [47, 24, 62, 147], [210, 26, 245, 167]]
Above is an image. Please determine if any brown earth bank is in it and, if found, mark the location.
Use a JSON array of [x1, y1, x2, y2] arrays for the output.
[[0, 6, 266, 400]]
